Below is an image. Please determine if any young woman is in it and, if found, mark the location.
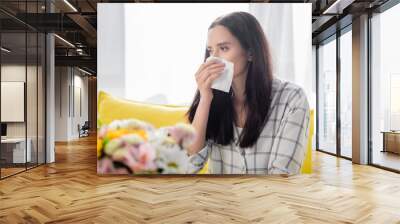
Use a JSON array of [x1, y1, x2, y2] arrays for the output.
[[186, 11, 310, 175]]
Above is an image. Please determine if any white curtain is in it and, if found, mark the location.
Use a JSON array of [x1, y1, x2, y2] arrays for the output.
[[249, 3, 315, 110]]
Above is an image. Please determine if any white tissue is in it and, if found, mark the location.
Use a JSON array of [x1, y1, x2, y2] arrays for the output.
[[205, 56, 234, 93]]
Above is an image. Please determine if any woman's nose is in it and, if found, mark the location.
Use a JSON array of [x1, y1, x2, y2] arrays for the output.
[[211, 50, 220, 57]]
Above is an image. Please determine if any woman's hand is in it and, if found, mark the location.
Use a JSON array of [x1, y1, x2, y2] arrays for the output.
[[195, 60, 225, 101]]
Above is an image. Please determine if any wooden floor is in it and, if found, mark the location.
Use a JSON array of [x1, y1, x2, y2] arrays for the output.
[[372, 150, 400, 171], [0, 167, 26, 178], [1, 135, 400, 223], [1, 163, 44, 178]]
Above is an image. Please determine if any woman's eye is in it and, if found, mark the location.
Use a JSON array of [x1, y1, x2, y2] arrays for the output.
[[207, 47, 227, 54]]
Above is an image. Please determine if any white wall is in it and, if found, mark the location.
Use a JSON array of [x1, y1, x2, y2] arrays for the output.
[[55, 67, 89, 141], [55, 67, 68, 141], [72, 73, 89, 138]]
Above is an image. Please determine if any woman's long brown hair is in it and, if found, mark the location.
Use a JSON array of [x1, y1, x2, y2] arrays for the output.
[[187, 11, 274, 148]]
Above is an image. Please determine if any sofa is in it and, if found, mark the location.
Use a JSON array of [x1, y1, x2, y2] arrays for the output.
[[97, 91, 314, 174]]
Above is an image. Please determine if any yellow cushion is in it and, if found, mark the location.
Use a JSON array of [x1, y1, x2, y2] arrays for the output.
[[197, 159, 209, 174], [97, 91, 189, 128], [300, 109, 314, 174], [198, 109, 315, 174]]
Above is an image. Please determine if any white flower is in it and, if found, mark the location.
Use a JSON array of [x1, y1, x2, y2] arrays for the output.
[[104, 138, 123, 155], [155, 145, 190, 174]]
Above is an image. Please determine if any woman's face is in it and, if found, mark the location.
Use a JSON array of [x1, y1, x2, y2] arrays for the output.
[[207, 25, 250, 80]]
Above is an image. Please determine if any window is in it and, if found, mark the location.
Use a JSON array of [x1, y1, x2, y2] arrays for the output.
[[317, 36, 337, 154], [340, 28, 352, 158], [0, 1, 47, 179], [390, 74, 400, 130], [371, 2, 400, 171]]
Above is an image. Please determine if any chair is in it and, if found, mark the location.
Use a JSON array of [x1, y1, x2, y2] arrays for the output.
[[79, 121, 90, 138]]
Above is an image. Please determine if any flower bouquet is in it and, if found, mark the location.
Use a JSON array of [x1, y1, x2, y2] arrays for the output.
[[97, 119, 196, 174]]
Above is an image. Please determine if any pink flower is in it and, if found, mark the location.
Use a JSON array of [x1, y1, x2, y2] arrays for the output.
[[112, 168, 130, 174], [167, 124, 196, 149], [98, 126, 108, 139], [97, 158, 129, 174], [112, 143, 157, 174], [130, 144, 157, 172], [138, 144, 156, 167], [97, 158, 114, 174]]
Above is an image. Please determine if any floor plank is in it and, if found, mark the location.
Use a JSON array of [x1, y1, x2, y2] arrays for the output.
[[0, 135, 399, 223]]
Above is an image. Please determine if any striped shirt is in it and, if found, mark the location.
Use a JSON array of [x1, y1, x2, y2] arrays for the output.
[[187, 78, 310, 175]]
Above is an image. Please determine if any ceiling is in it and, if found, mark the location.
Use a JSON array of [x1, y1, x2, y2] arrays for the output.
[[0, 0, 393, 75]]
